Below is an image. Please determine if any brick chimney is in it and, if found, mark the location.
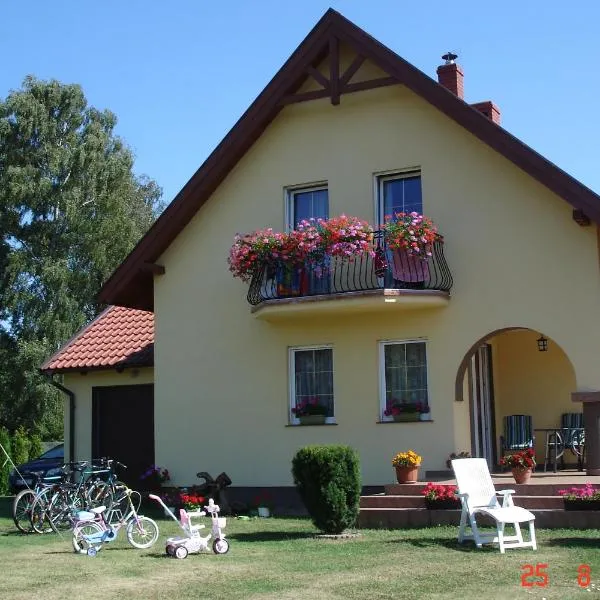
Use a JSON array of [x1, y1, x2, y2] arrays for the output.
[[436, 52, 501, 125], [470, 100, 501, 125], [436, 52, 464, 99]]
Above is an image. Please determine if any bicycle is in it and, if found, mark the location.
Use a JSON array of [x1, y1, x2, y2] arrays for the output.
[[12, 471, 65, 533], [72, 486, 159, 555]]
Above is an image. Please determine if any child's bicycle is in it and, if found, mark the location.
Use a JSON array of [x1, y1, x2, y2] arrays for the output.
[[72, 486, 159, 556], [150, 494, 229, 559]]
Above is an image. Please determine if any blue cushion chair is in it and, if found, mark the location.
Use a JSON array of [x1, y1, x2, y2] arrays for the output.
[[500, 415, 534, 470]]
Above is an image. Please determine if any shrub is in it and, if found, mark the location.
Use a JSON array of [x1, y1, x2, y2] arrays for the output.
[[291, 444, 361, 534], [11, 427, 30, 467], [28, 433, 43, 461], [0, 427, 11, 495]]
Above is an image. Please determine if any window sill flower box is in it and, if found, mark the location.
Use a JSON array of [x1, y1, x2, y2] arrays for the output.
[[392, 413, 420, 422], [298, 415, 327, 426]]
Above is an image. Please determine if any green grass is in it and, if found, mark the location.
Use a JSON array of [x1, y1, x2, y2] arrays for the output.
[[0, 496, 599, 599]]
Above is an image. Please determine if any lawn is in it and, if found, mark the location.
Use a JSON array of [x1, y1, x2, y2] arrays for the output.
[[0, 497, 598, 600]]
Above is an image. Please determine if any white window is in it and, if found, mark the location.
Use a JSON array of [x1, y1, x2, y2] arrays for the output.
[[377, 171, 422, 224], [286, 185, 329, 230], [379, 340, 429, 421], [289, 346, 334, 423]]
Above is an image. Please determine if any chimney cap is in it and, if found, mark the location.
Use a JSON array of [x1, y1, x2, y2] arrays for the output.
[[442, 52, 458, 65]]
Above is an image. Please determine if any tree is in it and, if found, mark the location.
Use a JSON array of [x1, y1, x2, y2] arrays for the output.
[[0, 76, 163, 438]]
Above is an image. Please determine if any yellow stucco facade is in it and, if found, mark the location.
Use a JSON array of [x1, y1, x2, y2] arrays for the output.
[[67, 61, 600, 488]]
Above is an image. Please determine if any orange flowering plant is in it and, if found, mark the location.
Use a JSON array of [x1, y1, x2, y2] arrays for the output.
[[391, 450, 422, 468]]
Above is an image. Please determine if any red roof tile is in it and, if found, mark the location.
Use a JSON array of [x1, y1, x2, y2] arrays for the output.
[[41, 306, 154, 373]]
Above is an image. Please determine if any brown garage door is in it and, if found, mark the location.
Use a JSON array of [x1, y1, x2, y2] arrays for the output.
[[92, 384, 154, 487]]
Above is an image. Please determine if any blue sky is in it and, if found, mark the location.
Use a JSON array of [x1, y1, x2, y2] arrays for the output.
[[3, 1, 600, 204]]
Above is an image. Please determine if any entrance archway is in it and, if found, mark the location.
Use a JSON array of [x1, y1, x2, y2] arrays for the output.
[[454, 328, 576, 470]]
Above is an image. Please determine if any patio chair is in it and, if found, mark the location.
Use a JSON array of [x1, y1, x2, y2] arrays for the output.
[[561, 413, 585, 471], [451, 458, 537, 554], [500, 415, 534, 461]]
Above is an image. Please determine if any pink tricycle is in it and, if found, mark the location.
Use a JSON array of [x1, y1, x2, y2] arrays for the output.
[[149, 494, 229, 559]]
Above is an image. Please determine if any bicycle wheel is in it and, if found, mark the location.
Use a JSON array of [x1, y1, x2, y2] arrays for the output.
[[126, 516, 159, 549], [72, 521, 104, 554], [30, 488, 54, 534], [87, 481, 113, 509], [12, 489, 35, 533], [46, 490, 76, 533]]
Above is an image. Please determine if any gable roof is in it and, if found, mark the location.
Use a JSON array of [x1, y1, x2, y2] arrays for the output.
[[99, 8, 600, 311], [40, 305, 154, 374]]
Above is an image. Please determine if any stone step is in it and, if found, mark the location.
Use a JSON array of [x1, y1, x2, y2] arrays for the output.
[[361, 494, 565, 510], [358, 507, 600, 529], [385, 483, 574, 496]]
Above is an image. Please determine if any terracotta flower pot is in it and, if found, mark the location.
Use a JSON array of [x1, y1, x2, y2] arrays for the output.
[[395, 466, 419, 483], [511, 467, 533, 484], [390, 248, 430, 283]]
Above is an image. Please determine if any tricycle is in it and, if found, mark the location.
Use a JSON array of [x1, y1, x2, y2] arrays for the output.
[[149, 494, 229, 558]]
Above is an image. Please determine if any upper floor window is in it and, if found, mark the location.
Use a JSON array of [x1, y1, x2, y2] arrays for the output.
[[287, 185, 328, 230], [379, 339, 429, 421], [377, 172, 422, 224], [289, 346, 334, 424]]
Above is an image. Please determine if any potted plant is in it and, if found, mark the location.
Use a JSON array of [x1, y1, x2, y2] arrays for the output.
[[558, 484, 600, 511], [139, 465, 170, 491], [446, 451, 472, 469], [499, 449, 536, 484], [253, 490, 274, 518], [391, 449, 422, 483], [298, 214, 374, 263], [180, 492, 206, 512], [159, 490, 180, 517], [421, 482, 460, 509], [228, 216, 374, 294], [292, 397, 329, 425], [384, 400, 428, 422], [382, 212, 440, 283]]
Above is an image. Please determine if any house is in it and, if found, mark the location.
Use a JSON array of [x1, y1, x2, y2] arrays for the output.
[[42, 9, 600, 501]]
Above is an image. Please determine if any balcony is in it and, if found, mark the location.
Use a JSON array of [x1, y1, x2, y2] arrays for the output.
[[247, 233, 452, 320]]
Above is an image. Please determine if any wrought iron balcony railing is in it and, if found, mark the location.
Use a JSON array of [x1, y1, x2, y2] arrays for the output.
[[246, 232, 452, 306]]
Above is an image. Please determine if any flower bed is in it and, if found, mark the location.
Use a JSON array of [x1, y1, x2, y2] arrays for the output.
[[558, 484, 600, 510], [421, 482, 460, 509]]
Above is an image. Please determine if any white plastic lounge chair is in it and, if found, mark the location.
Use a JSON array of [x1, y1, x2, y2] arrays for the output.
[[451, 458, 537, 553]]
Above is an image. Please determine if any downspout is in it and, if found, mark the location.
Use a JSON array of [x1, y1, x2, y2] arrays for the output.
[[44, 374, 75, 462]]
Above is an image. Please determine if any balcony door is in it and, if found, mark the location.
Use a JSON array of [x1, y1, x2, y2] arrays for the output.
[[470, 344, 496, 469], [287, 185, 329, 295]]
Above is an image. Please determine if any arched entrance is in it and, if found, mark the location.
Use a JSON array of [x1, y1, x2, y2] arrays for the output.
[[455, 328, 576, 470]]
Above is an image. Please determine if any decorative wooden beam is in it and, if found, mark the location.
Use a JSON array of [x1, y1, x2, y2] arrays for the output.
[[572, 209, 591, 227], [280, 88, 330, 105], [339, 54, 365, 87], [343, 76, 398, 94], [141, 262, 166, 275], [329, 35, 340, 106], [306, 66, 330, 90]]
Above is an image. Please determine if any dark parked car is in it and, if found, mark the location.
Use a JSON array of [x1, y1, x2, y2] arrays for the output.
[[8, 443, 64, 493]]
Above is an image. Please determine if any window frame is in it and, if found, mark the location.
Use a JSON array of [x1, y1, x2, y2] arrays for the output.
[[374, 169, 422, 226], [288, 345, 335, 425], [378, 338, 430, 422], [284, 182, 329, 232]]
